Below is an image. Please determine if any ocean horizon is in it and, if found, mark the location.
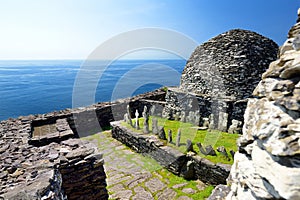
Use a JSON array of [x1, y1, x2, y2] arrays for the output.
[[0, 59, 186, 121]]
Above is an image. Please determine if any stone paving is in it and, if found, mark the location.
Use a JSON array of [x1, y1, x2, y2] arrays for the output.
[[86, 131, 212, 200]]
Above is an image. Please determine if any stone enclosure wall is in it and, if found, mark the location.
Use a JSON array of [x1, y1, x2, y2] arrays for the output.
[[227, 9, 300, 200], [111, 121, 231, 185], [0, 89, 166, 199]]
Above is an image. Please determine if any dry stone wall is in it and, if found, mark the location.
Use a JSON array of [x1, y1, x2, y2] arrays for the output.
[[227, 9, 300, 200]]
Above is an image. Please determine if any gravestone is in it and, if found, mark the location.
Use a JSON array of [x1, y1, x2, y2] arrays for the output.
[[123, 113, 129, 123], [176, 129, 181, 147], [196, 142, 207, 155], [180, 112, 186, 122], [158, 126, 167, 140], [229, 150, 235, 159], [168, 129, 172, 143], [186, 139, 194, 152], [126, 105, 133, 127], [142, 106, 149, 134], [217, 146, 230, 161], [152, 118, 158, 135], [205, 145, 217, 156]]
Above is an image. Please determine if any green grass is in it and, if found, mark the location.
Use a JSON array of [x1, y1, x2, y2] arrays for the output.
[[122, 116, 240, 164]]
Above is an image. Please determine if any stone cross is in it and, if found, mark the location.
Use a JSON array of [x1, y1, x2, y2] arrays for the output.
[[176, 128, 181, 147], [142, 106, 149, 134], [135, 109, 140, 130]]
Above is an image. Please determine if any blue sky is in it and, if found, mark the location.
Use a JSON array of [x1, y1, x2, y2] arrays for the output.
[[0, 0, 299, 60]]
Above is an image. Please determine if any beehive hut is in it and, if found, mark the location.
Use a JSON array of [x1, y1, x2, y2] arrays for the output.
[[163, 29, 278, 132]]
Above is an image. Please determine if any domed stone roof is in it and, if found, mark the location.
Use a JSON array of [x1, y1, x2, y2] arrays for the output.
[[180, 29, 278, 100]]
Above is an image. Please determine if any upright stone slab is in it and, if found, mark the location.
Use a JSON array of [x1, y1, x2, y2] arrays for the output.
[[158, 126, 167, 140], [152, 118, 159, 135], [168, 129, 172, 143], [142, 106, 149, 134], [176, 129, 181, 147], [126, 105, 133, 127]]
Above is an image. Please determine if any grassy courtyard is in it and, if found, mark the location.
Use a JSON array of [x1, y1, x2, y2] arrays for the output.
[[122, 116, 240, 165]]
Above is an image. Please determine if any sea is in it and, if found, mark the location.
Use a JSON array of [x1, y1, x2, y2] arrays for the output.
[[0, 59, 186, 121]]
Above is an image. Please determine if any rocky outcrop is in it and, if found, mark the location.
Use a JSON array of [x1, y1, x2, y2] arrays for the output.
[[163, 30, 278, 131], [227, 9, 300, 200]]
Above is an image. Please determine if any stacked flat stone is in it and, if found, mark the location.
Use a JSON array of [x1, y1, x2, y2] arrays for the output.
[[227, 9, 300, 200]]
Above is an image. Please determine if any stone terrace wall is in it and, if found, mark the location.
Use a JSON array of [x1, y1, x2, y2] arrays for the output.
[[111, 121, 231, 185], [227, 9, 300, 200]]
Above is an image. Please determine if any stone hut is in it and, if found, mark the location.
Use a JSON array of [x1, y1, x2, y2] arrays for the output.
[[163, 29, 278, 132]]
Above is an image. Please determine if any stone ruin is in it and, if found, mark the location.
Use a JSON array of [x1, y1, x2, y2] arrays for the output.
[[225, 9, 300, 200], [163, 29, 278, 132], [0, 116, 108, 200]]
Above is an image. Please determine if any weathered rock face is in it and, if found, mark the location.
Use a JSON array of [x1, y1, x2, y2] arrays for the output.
[[227, 9, 300, 200], [163, 30, 278, 131], [180, 29, 278, 99]]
